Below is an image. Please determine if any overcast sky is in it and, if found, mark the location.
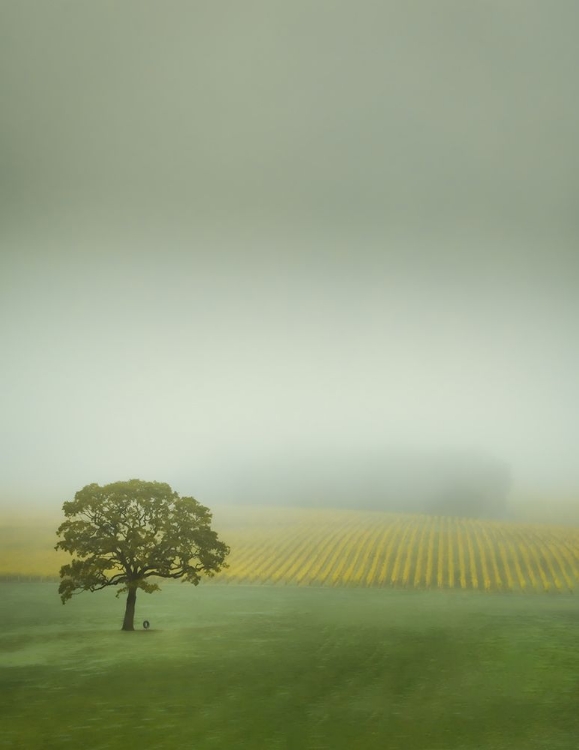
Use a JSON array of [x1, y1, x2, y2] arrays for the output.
[[1, 1, 579, 508]]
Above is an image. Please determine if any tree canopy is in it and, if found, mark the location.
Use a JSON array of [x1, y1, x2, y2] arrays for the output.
[[55, 479, 229, 630]]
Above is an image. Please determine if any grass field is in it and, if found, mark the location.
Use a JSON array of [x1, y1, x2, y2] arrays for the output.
[[2, 582, 579, 749]]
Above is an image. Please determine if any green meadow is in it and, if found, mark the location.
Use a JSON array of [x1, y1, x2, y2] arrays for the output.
[[1, 582, 578, 749]]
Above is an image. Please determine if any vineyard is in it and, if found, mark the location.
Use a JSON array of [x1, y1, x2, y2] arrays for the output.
[[2, 505, 579, 592], [211, 506, 579, 593]]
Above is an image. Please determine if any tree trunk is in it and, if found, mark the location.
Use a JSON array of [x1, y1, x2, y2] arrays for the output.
[[122, 587, 137, 631]]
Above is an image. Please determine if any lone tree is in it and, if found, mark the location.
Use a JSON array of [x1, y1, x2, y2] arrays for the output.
[[55, 479, 229, 631]]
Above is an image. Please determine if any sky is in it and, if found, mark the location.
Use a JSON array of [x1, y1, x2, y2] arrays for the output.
[[1, 1, 579, 509]]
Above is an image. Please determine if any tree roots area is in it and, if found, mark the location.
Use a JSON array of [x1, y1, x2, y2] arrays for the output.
[[1, 583, 578, 749]]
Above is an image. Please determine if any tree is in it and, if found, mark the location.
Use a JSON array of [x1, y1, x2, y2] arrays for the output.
[[55, 479, 230, 631]]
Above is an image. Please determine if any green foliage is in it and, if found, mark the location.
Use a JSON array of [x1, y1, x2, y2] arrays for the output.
[[3, 585, 579, 749], [55, 479, 229, 604]]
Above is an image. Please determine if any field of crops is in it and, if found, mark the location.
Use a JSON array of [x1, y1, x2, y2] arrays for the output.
[[2, 505, 579, 593], [212, 507, 579, 593]]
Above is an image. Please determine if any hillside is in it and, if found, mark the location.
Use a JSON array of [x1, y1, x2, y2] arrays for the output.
[[211, 506, 579, 592], [2, 505, 579, 593]]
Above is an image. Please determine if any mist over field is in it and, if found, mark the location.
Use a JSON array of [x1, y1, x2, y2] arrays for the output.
[[1, 1, 579, 517], [4, 8, 579, 750]]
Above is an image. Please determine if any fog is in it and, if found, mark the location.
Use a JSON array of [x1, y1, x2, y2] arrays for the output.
[[1, 1, 579, 511]]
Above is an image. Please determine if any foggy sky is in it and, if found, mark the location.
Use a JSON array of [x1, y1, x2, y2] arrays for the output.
[[2, 1, 579, 507]]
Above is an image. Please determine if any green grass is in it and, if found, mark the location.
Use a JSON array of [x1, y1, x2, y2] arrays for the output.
[[1, 583, 579, 749]]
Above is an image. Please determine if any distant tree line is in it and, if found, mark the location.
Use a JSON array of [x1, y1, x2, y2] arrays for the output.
[[250, 449, 511, 520]]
